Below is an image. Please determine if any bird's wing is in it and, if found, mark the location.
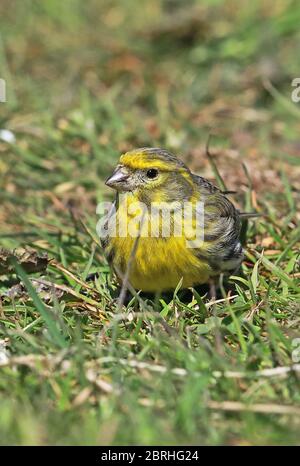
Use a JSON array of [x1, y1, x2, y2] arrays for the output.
[[192, 174, 243, 271]]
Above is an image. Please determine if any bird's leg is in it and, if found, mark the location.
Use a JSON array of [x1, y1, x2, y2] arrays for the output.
[[208, 280, 217, 300]]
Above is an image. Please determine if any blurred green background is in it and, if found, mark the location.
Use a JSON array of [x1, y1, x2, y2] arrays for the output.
[[1, 0, 300, 236], [0, 0, 299, 446]]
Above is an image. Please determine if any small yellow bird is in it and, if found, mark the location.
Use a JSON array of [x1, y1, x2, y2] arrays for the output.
[[102, 147, 244, 293]]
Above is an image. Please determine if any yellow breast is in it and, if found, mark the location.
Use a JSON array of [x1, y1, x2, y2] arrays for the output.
[[105, 192, 212, 292]]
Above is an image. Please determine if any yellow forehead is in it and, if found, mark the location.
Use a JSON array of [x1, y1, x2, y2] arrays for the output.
[[120, 153, 172, 171]]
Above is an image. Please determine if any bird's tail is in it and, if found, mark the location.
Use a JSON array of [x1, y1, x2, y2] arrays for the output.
[[239, 211, 262, 219]]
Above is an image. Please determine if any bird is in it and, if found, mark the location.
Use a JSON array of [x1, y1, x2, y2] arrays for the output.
[[101, 147, 245, 293]]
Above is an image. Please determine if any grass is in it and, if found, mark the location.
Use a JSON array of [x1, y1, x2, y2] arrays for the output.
[[0, 0, 300, 445]]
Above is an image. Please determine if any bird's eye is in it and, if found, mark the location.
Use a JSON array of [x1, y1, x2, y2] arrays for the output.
[[146, 168, 159, 179]]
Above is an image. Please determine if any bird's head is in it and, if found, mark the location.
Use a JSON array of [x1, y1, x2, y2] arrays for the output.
[[105, 148, 194, 203]]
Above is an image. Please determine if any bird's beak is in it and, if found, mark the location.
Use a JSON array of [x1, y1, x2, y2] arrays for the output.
[[105, 166, 130, 190]]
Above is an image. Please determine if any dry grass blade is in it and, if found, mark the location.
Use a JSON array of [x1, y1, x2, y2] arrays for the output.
[[117, 210, 146, 310], [207, 401, 300, 415]]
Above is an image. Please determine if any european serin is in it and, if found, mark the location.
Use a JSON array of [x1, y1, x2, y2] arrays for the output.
[[102, 147, 244, 293]]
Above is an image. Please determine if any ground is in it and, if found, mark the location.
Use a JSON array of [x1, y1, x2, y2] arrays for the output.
[[0, 0, 299, 445]]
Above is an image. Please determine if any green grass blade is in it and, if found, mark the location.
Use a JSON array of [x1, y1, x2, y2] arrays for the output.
[[11, 258, 67, 348]]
